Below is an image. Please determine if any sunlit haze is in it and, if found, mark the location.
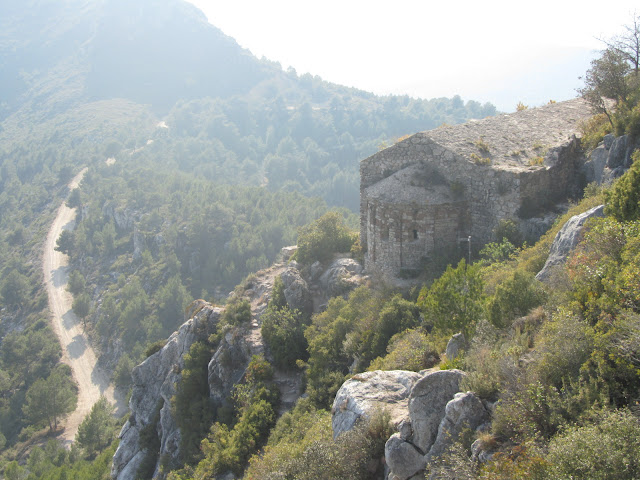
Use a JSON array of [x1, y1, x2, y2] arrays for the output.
[[187, 0, 638, 111]]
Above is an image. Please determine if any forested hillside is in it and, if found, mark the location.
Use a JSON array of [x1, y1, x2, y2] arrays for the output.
[[0, 0, 495, 467]]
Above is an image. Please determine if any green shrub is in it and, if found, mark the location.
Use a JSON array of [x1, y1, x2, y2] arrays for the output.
[[261, 305, 308, 369], [492, 381, 568, 441], [474, 137, 491, 153], [460, 344, 504, 400], [113, 353, 135, 391], [269, 276, 286, 310], [480, 238, 518, 263], [244, 406, 390, 480], [190, 355, 278, 478], [478, 442, 548, 480], [222, 297, 251, 325], [367, 328, 440, 372], [470, 153, 491, 165], [295, 211, 354, 265], [145, 339, 167, 358], [197, 400, 276, 477], [583, 181, 602, 198], [493, 219, 524, 249], [172, 341, 216, 464], [605, 150, 640, 221], [534, 311, 594, 388], [579, 113, 613, 151], [487, 270, 546, 329], [418, 259, 484, 338], [545, 409, 640, 479]]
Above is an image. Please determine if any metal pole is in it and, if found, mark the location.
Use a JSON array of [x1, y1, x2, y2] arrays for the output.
[[468, 236, 471, 265]]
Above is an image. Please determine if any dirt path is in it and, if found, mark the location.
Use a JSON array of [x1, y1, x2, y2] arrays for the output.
[[42, 169, 124, 445]]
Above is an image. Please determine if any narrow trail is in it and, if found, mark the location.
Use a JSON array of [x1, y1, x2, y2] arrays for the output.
[[42, 169, 125, 446], [244, 255, 303, 414]]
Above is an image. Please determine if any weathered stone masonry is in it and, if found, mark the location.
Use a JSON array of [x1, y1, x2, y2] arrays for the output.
[[360, 98, 593, 277]]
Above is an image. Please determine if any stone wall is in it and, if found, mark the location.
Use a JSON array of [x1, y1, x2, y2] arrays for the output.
[[360, 99, 592, 278], [365, 198, 468, 275], [361, 137, 523, 277]]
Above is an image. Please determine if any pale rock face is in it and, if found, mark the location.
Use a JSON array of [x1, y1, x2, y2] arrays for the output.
[[280, 245, 297, 261], [331, 368, 485, 480], [331, 370, 423, 439], [319, 257, 365, 297], [425, 391, 490, 462], [408, 369, 466, 454], [445, 333, 465, 361], [111, 305, 221, 480], [280, 267, 312, 315], [536, 204, 605, 282], [385, 433, 426, 480], [207, 330, 251, 406], [102, 203, 136, 231]]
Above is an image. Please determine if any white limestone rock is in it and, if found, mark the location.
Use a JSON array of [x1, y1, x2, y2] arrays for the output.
[[408, 369, 466, 454], [445, 333, 465, 361], [319, 257, 365, 297], [111, 304, 221, 480], [207, 330, 251, 406], [331, 370, 422, 439], [281, 267, 312, 315], [385, 433, 426, 480], [425, 391, 490, 462], [536, 204, 605, 282]]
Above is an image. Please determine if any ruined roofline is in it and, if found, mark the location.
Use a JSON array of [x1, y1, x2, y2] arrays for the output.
[[360, 97, 593, 182]]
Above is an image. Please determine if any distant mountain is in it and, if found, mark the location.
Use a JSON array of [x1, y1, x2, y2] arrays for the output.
[[0, 0, 499, 218], [0, 0, 277, 116]]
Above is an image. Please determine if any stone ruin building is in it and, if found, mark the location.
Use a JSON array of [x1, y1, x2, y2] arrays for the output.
[[360, 98, 594, 278]]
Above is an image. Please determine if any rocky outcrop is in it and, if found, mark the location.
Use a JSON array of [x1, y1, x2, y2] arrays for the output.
[[408, 369, 466, 454], [385, 434, 427, 480], [583, 134, 640, 185], [281, 267, 312, 315], [445, 333, 465, 361], [102, 202, 137, 231], [536, 204, 605, 282], [319, 257, 365, 297], [425, 392, 490, 463], [208, 329, 252, 406], [331, 370, 423, 438], [332, 368, 489, 480], [111, 304, 221, 480]]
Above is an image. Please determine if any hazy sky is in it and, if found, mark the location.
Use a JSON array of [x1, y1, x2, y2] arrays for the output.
[[187, 0, 638, 111]]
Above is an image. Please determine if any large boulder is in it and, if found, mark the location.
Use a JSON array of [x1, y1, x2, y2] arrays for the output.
[[331, 368, 484, 480], [584, 134, 640, 186], [408, 369, 466, 454], [383, 369, 468, 480], [582, 141, 609, 184], [319, 257, 365, 297], [111, 304, 221, 480], [280, 267, 312, 315], [425, 392, 490, 462], [331, 370, 423, 438], [445, 333, 465, 361], [385, 433, 426, 480], [607, 135, 628, 169], [536, 204, 605, 282]]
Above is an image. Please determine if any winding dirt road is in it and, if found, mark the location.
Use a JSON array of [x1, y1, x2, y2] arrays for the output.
[[42, 169, 123, 445]]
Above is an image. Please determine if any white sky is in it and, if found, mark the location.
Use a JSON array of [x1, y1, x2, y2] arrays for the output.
[[187, 0, 638, 111]]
